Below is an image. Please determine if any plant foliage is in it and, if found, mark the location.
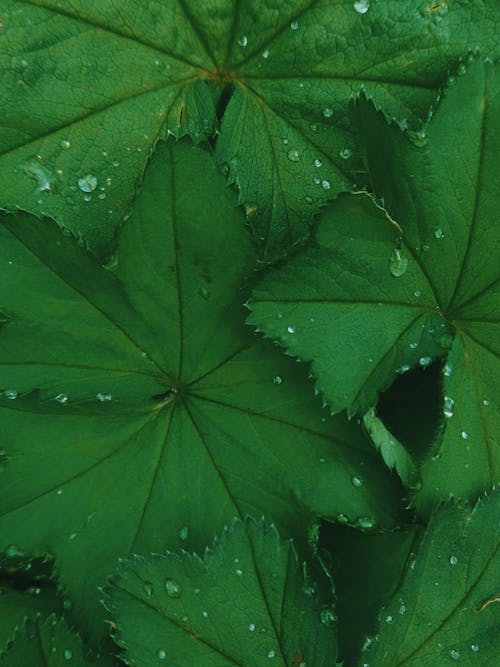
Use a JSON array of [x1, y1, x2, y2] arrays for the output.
[[0, 2, 498, 666]]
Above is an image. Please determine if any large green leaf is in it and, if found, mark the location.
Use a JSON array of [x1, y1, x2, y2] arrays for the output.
[[1, 2, 498, 256], [0, 139, 402, 642], [108, 519, 336, 667], [357, 490, 500, 667], [248, 59, 500, 511], [0, 615, 115, 666]]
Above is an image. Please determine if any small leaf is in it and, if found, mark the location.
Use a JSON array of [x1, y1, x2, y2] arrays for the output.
[[108, 519, 336, 666], [0, 614, 113, 666], [357, 489, 500, 666]]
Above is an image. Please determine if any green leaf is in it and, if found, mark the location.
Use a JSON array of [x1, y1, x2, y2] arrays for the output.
[[0, 586, 62, 651], [0, 614, 114, 666], [248, 59, 499, 510], [108, 518, 336, 667], [363, 408, 420, 490], [1, 2, 498, 256], [0, 139, 402, 642], [357, 490, 500, 667], [319, 522, 419, 665]]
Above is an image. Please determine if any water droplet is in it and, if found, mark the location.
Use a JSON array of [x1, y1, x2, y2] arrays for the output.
[[63, 649, 72, 660], [397, 364, 411, 374], [470, 644, 479, 653], [321, 179, 331, 190], [83, 194, 91, 202], [313, 176, 321, 185], [461, 431, 468, 440], [282, 137, 289, 145], [409, 342, 418, 350], [314, 158, 322, 167], [178, 526, 188, 541], [337, 513, 349, 523], [4, 389, 17, 400], [98, 192, 106, 200], [165, 578, 182, 598], [320, 608, 336, 627], [287, 325, 296, 334], [399, 602, 407, 615], [238, 35, 248, 47], [267, 650, 276, 659], [202, 610, 209, 618], [443, 363, 453, 376], [419, 356, 432, 367], [354, 0, 370, 13], [483, 399, 490, 406], [235, 568, 243, 576], [339, 148, 352, 159], [287, 149, 301, 162], [305, 195, 313, 204], [449, 555, 458, 565], [434, 227, 444, 239], [290, 20, 299, 29], [77, 174, 97, 193], [199, 286, 211, 300], [57, 489, 63, 495], [443, 395, 455, 418], [262, 49, 270, 59], [385, 615, 393, 623], [158, 649, 167, 660], [22, 159, 56, 193], [303, 585, 315, 596], [389, 248, 409, 277], [143, 581, 153, 597], [310, 123, 318, 131], [61, 140, 70, 149], [450, 649, 460, 660], [272, 375, 282, 385], [96, 392, 112, 402], [323, 107, 333, 118], [55, 393, 68, 404], [414, 290, 422, 297], [357, 517, 375, 529], [351, 475, 363, 488], [5, 544, 25, 558], [409, 129, 428, 147], [249, 623, 256, 632]]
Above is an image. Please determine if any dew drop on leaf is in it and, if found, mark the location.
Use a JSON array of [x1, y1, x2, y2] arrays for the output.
[[443, 395, 455, 418], [63, 649, 72, 660], [287, 325, 296, 334], [290, 20, 299, 29], [249, 623, 256, 632], [314, 158, 322, 167], [77, 174, 97, 193], [238, 35, 248, 47], [143, 582, 153, 597], [157, 649, 167, 660], [165, 578, 182, 598], [262, 49, 270, 59], [351, 475, 363, 488], [55, 393, 68, 404], [389, 248, 409, 277], [178, 526, 188, 541], [339, 148, 352, 159], [450, 649, 460, 660], [272, 375, 282, 385], [61, 140, 70, 149], [320, 608, 336, 627], [4, 389, 17, 400], [267, 649, 276, 659], [471, 644, 479, 653], [434, 227, 444, 239], [323, 107, 333, 118], [449, 555, 458, 565], [287, 149, 301, 162], [96, 392, 112, 402], [321, 179, 331, 190], [354, 0, 370, 14], [461, 431, 468, 440]]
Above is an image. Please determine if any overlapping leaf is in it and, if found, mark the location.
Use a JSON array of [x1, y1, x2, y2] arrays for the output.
[[0, 586, 61, 651], [0, 140, 402, 642], [108, 519, 336, 667], [1, 614, 115, 666], [248, 59, 500, 511], [357, 490, 500, 667], [1, 1, 498, 255]]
